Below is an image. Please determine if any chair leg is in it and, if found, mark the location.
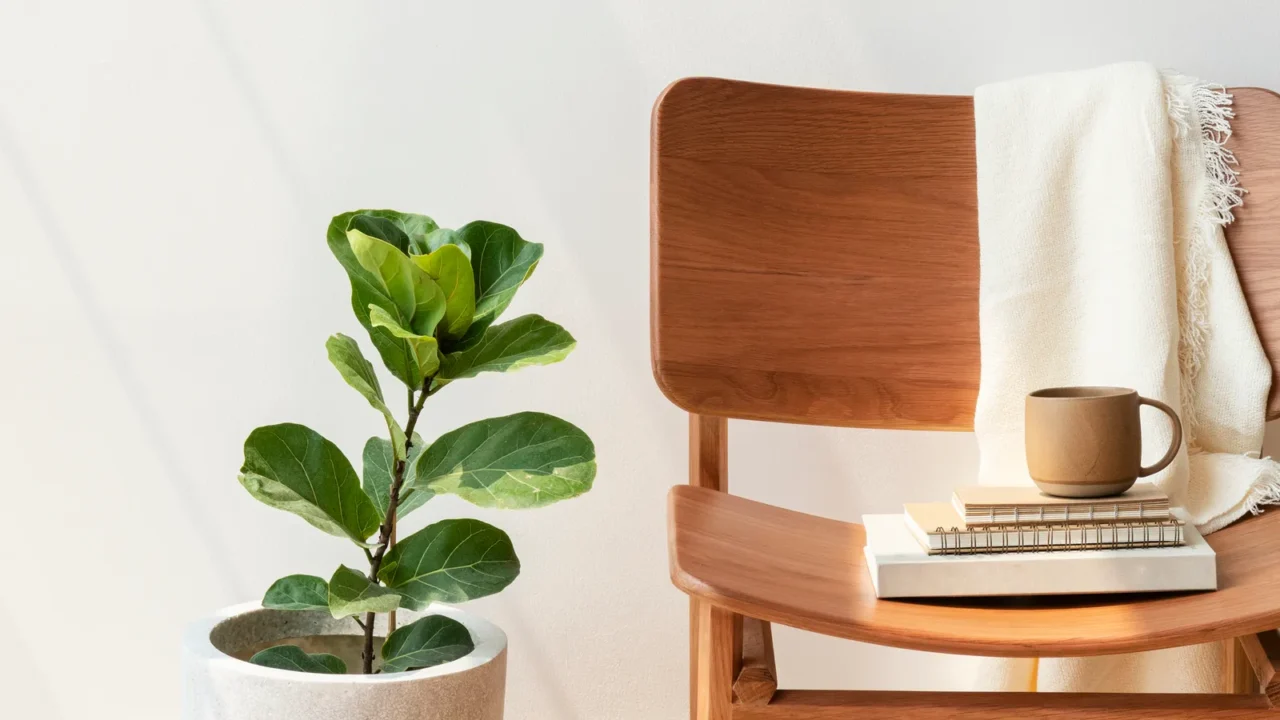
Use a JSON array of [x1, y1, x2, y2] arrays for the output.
[[689, 598, 700, 718], [1237, 630, 1280, 707], [1228, 637, 1260, 695], [694, 602, 736, 720], [688, 413, 730, 719], [734, 617, 777, 705]]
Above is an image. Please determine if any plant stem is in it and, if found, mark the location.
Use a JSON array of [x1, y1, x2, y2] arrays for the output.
[[387, 387, 414, 634], [387, 519, 398, 635], [361, 378, 431, 673]]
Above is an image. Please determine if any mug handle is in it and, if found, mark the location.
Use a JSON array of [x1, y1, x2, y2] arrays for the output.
[[1137, 396, 1183, 477]]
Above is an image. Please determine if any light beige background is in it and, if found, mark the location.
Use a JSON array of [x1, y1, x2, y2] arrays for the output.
[[3, 1, 1280, 718]]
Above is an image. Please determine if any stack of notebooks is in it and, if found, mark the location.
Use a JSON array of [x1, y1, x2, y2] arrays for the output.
[[863, 483, 1217, 598]]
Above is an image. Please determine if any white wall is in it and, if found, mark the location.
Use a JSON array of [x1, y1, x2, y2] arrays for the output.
[[3, 1, 1280, 718]]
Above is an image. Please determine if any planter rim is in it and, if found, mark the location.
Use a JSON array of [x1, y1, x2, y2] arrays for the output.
[[184, 602, 507, 685]]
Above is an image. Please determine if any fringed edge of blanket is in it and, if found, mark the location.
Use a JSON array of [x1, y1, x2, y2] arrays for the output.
[[1163, 74, 1280, 531], [1163, 76, 1245, 449], [1243, 455, 1280, 514], [1199, 452, 1280, 534]]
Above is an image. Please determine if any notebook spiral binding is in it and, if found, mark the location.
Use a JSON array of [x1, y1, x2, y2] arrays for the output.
[[972, 499, 1167, 525], [933, 519, 1184, 555]]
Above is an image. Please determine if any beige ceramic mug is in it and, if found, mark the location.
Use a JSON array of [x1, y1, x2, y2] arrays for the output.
[[1025, 386, 1183, 498]]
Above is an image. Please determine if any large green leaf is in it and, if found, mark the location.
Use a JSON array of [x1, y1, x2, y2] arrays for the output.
[[438, 314, 574, 382], [362, 437, 433, 522], [380, 614, 474, 673], [249, 645, 346, 674], [368, 305, 441, 379], [327, 212, 421, 387], [238, 424, 381, 544], [262, 575, 328, 611], [326, 334, 406, 459], [455, 221, 543, 327], [401, 440, 436, 517], [327, 565, 400, 619], [413, 412, 595, 509], [347, 210, 437, 256], [420, 227, 468, 258], [412, 244, 474, 341], [348, 229, 446, 337], [348, 214, 409, 254], [378, 518, 520, 610], [350, 225, 445, 381], [350, 227, 445, 384]]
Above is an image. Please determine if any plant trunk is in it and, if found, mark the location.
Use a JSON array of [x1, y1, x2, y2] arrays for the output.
[[361, 381, 430, 673]]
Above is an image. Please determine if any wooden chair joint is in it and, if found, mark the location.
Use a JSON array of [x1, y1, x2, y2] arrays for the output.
[[732, 617, 776, 706], [1239, 630, 1280, 707]]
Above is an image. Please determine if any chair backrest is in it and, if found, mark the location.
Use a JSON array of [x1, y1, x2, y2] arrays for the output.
[[651, 77, 1280, 431]]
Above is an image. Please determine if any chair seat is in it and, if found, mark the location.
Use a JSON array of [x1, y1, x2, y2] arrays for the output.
[[668, 485, 1280, 657]]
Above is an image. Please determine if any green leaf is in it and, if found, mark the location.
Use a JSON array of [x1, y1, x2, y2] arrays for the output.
[[413, 412, 595, 509], [350, 210, 438, 255], [368, 305, 441, 378], [327, 565, 400, 619], [349, 229, 447, 337], [400, 442, 437, 515], [398, 483, 434, 518], [362, 437, 434, 523], [238, 423, 381, 544], [438, 314, 575, 383], [380, 614, 474, 673], [412, 244, 475, 340], [326, 334, 406, 459], [420, 227, 468, 258], [249, 645, 346, 674], [262, 575, 329, 611], [349, 215, 409, 254], [455, 221, 543, 327], [379, 518, 519, 610], [328, 212, 422, 388]]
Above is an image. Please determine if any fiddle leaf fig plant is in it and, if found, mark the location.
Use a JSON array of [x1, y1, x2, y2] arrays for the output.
[[241, 209, 595, 674]]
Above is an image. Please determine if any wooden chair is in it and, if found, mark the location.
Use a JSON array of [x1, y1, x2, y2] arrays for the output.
[[651, 77, 1280, 719]]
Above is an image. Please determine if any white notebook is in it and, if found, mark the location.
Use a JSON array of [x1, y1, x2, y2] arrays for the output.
[[863, 510, 1216, 598], [953, 483, 1171, 525], [904, 502, 1184, 555]]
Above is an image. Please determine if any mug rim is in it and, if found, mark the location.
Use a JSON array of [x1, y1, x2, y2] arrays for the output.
[[1028, 385, 1136, 400]]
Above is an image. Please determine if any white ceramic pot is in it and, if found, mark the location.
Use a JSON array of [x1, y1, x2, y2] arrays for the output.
[[182, 602, 506, 720]]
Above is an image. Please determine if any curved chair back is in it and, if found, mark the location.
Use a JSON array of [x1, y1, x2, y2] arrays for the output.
[[651, 78, 1280, 431]]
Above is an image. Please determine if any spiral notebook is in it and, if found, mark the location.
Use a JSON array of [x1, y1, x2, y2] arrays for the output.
[[952, 483, 1171, 525], [904, 503, 1184, 555], [863, 509, 1215, 598]]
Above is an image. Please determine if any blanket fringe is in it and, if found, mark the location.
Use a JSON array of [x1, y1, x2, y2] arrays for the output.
[[1164, 75, 1277, 527], [1163, 76, 1245, 450], [1242, 454, 1280, 517]]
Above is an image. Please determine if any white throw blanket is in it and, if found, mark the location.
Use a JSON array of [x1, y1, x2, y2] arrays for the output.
[[972, 62, 1280, 693]]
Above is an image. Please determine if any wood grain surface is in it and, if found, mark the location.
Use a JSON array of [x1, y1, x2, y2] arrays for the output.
[[696, 602, 735, 720], [688, 415, 731, 718], [1226, 88, 1280, 418], [651, 78, 1280, 428], [668, 484, 1280, 658], [731, 690, 1274, 719]]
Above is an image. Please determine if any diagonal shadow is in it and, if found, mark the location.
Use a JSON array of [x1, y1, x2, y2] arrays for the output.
[[0, 111, 245, 600], [190, 0, 312, 216], [0, 598, 61, 718]]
